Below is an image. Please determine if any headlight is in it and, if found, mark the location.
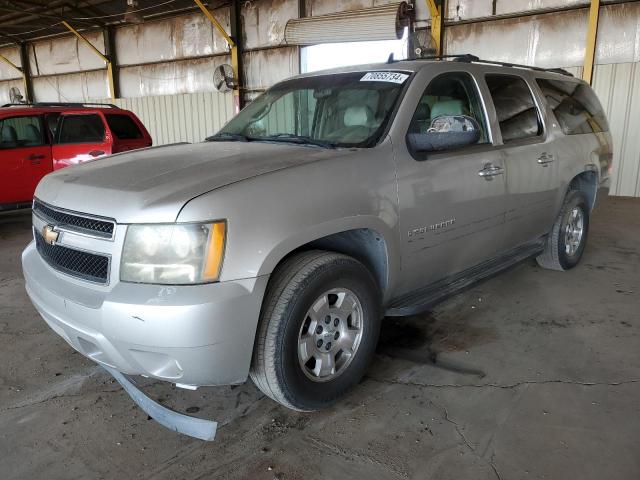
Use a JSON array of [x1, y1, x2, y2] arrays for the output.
[[120, 221, 226, 285]]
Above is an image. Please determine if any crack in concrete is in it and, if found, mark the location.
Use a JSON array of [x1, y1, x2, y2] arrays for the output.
[[369, 375, 640, 480], [367, 376, 640, 390], [429, 398, 502, 480]]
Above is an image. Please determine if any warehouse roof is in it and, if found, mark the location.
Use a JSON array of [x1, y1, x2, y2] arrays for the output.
[[0, 0, 224, 46]]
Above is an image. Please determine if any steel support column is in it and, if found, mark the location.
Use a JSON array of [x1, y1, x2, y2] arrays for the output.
[[62, 21, 117, 100], [426, 0, 445, 55], [194, 0, 243, 112], [583, 0, 601, 84], [103, 27, 120, 99]]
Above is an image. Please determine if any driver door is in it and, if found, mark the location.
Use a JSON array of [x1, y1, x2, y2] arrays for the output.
[[395, 71, 508, 295]]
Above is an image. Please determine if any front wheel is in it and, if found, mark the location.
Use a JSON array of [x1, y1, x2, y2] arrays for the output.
[[250, 251, 381, 411], [537, 190, 590, 271]]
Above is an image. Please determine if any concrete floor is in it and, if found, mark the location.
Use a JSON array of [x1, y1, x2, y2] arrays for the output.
[[1, 197, 638, 480]]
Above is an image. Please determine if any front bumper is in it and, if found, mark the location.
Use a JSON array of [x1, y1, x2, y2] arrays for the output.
[[23, 241, 269, 386]]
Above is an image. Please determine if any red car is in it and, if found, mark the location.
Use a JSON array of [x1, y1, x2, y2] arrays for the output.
[[0, 102, 152, 211]]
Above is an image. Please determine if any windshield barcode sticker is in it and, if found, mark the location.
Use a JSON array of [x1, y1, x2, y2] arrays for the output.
[[360, 72, 409, 84]]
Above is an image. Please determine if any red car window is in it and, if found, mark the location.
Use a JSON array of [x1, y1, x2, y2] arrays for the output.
[[0, 115, 45, 149], [105, 114, 143, 140], [57, 114, 105, 144]]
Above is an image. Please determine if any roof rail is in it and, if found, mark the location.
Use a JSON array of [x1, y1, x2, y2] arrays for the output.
[[409, 54, 574, 77], [1, 102, 119, 108]]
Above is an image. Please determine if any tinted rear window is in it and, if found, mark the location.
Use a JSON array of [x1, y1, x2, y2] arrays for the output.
[[486, 74, 542, 143], [105, 114, 143, 140], [536, 79, 609, 135], [58, 114, 105, 144]]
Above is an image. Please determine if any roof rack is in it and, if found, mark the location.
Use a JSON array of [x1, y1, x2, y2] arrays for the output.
[[1, 102, 119, 108], [408, 54, 574, 77]]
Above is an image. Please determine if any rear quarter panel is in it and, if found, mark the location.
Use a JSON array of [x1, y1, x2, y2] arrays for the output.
[[533, 76, 613, 214]]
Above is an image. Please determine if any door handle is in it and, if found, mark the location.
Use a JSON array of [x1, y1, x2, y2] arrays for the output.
[[537, 152, 555, 165], [27, 154, 46, 165], [88, 150, 105, 157], [478, 163, 504, 180]]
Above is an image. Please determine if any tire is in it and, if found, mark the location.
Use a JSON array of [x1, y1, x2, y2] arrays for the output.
[[536, 190, 590, 271], [250, 250, 381, 411]]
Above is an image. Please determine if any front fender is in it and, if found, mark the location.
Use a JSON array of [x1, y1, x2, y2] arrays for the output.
[[257, 215, 400, 301], [177, 142, 400, 300]]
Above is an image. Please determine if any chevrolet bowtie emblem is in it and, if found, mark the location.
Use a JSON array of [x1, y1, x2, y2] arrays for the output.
[[41, 225, 59, 245]]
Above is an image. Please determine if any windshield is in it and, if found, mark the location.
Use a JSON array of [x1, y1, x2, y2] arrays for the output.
[[213, 71, 410, 148]]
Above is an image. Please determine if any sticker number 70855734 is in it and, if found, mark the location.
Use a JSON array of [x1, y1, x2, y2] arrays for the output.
[[360, 72, 409, 84]]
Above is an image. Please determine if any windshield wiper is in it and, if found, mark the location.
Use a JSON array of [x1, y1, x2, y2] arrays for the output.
[[206, 132, 252, 142], [262, 134, 335, 149]]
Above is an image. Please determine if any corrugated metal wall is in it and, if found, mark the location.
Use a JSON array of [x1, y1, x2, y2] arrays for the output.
[[592, 62, 640, 197], [565, 62, 640, 197], [105, 91, 234, 145]]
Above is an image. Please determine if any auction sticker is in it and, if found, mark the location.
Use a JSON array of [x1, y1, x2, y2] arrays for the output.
[[360, 72, 409, 84]]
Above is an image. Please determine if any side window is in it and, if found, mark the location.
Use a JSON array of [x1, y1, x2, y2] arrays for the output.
[[407, 72, 488, 146], [536, 79, 609, 135], [105, 114, 143, 140], [0, 115, 44, 149], [57, 114, 105, 144], [485, 75, 542, 143]]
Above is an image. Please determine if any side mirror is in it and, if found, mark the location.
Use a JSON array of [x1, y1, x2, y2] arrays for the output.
[[407, 115, 482, 154]]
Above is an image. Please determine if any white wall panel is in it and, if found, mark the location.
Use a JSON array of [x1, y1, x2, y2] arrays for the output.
[[243, 0, 297, 49], [102, 91, 234, 146], [0, 46, 21, 81], [29, 32, 106, 75], [119, 55, 230, 97], [306, 0, 399, 16], [243, 47, 299, 92], [32, 71, 108, 101], [496, 0, 589, 15], [115, 11, 230, 66], [444, 3, 640, 68]]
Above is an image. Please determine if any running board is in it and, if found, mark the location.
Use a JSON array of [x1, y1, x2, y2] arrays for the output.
[[385, 240, 545, 317]]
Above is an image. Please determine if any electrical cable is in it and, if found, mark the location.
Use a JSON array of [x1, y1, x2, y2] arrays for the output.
[[68, 0, 180, 20]]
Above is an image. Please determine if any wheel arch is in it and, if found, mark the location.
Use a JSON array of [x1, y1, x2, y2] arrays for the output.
[[568, 169, 598, 211], [257, 218, 399, 303]]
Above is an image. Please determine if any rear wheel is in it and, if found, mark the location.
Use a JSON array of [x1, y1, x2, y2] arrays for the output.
[[250, 251, 381, 411], [537, 190, 590, 271]]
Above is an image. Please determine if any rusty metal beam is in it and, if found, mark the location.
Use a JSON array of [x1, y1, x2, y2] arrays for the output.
[[583, 0, 600, 84], [19, 41, 32, 101], [0, 51, 20, 73], [61, 20, 117, 99], [103, 26, 119, 99], [194, 0, 235, 47], [194, 0, 242, 112]]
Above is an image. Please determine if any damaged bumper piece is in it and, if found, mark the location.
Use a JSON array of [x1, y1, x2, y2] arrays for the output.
[[103, 365, 217, 441]]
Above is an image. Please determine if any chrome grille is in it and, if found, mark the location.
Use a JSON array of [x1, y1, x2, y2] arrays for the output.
[[33, 200, 115, 239], [35, 229, 110, 284]]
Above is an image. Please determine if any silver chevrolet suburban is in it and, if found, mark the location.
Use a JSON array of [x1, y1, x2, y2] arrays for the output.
[[22, 57, 612, 413]]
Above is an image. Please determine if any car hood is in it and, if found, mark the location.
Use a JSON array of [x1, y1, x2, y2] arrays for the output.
[[36, 141, 351, 223]]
